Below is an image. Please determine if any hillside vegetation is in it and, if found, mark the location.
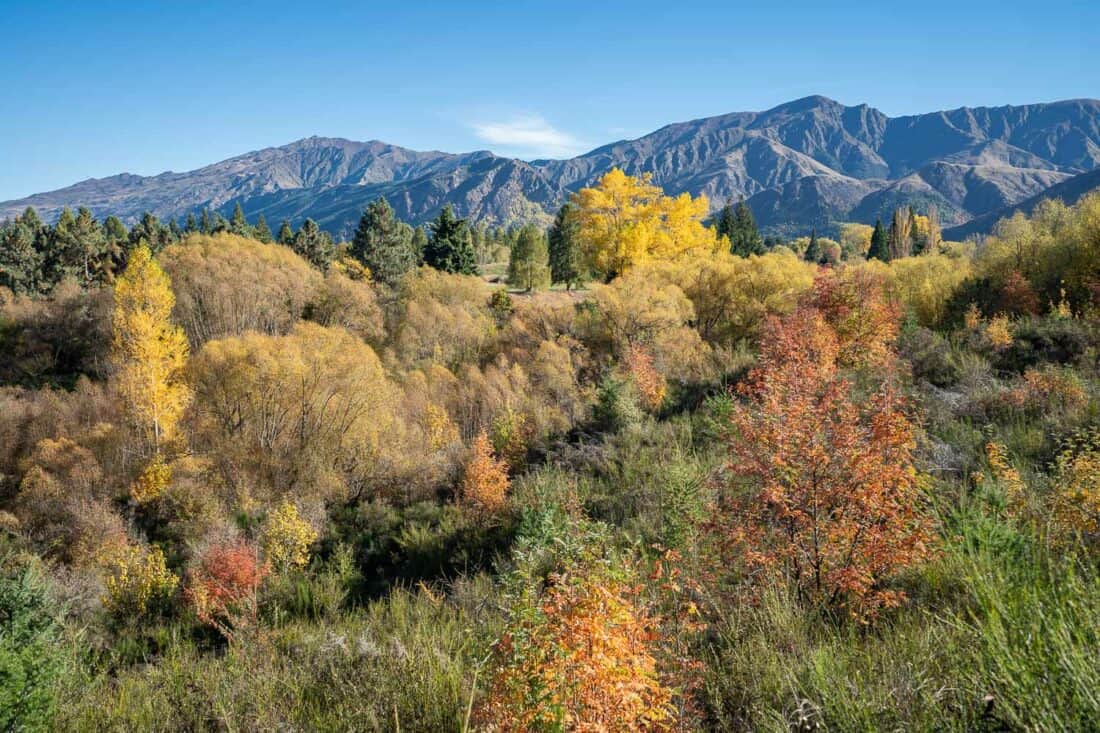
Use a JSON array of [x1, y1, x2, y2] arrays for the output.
[[2, 171, 1100, 730]]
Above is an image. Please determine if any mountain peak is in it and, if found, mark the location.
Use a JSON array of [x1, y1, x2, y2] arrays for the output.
[[2, 96, 1098, 237]]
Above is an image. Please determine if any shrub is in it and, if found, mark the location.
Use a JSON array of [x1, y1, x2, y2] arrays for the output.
[[461, 432, 510, 515], [187, 539, 269, 639], [624, 343, 667, 412], [724, 308, 935, 619], [101, 542, 179, 618], [0, 555, 67, 732], [261, 502, 318, 572], [476, 564, 675, 731]]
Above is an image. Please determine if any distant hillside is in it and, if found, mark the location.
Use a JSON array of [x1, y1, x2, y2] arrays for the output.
[[943, 168, 1100, 240], [3, 96, 1099, 237]]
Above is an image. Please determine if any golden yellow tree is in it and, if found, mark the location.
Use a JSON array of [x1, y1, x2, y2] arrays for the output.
[[571, 168, 718, 279], [112, 244, 191, 454]]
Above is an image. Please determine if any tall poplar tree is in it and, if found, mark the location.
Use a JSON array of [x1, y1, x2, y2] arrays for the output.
[[112, 244, 190, 454]]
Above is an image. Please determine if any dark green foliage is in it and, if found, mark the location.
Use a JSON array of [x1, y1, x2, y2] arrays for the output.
[[728, 198, 764, 257], [0, 556, 67, 732], [277, 219, 294, 246], [292, 219, 335, 270], [803, 228, 822, 263], [129, 211, 173, 253], [548, 203, 585, 289], [411, 225, 428, 264], [592, 375, 642, 433], [714, 201, 736, 241], [868, 218, 889, 261], [424, 205, 477, 275], [350, 197, 418, 287], [992, 315, 1094, 374], [897, 324, 959, 387], [0, 209, 44, 294], [253, 214, 273, 243], [183, 213, 198, 234], [229, 203, 252, 238]]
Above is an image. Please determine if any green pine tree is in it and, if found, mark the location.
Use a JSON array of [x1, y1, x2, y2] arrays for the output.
[[277, 219, 295, 246], [714, 200, 736, 242], [0, 213, 43, 294], [229, 202, 251, 237], [129, 212, 170, 253], [351, 197, 418, 286], [730, 199, 764, 256], [548, 203, 585, 290], [43, 207, 81, 285], [868, 218, 889, 261], [424, 205, 477, 275], [292, 219, 334, 270], [184, 213, 198, 233], [411, 226, 428, 265], [254, 214, 273, 243]]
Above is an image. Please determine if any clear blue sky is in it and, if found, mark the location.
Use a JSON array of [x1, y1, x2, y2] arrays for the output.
[[1, 0, 1097, 200]]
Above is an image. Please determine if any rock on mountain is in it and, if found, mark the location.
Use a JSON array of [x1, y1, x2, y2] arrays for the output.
[[2, 96, 1099, 236]]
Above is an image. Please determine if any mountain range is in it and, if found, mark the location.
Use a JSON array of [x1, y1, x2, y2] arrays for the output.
[[4, 95, 1100, 239]]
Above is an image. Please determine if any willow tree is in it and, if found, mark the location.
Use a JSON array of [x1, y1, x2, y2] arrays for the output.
[[571, 168, 719, 280], [112, 244, 191, 454]]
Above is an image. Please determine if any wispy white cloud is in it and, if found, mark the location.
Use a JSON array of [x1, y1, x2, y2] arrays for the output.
[[470, 115, 585, 159]]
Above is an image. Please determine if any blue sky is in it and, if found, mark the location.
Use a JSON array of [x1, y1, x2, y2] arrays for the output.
[[1, 0, 1097, 200]]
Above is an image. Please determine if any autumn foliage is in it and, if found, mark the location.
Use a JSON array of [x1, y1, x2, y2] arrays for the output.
[[461, 432, 510, 514], [111, 244, 191, 453], [724, 292, 934, 619], [476, 568, 675, 731], [625, 343, 667, 412], [572, 168, 720, 279], [186, 539, 269, 639]]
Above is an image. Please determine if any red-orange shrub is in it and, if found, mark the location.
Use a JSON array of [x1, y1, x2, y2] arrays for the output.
[[186, 538, 269, 638], [624, 343, 667, 412], [724, 308, 934, 619]]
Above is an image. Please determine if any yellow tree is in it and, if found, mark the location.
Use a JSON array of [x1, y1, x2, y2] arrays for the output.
[[112, 244, 191, 454], [572, 168, 718, 279]]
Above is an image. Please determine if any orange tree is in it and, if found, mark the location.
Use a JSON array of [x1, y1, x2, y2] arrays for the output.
[[723, 304, 934, 619], [461, 431, 510, 515]]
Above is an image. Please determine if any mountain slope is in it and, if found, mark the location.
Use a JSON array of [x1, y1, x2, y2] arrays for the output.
[[944, 167, 1100, 239], [3, 96, 1099, 235]]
